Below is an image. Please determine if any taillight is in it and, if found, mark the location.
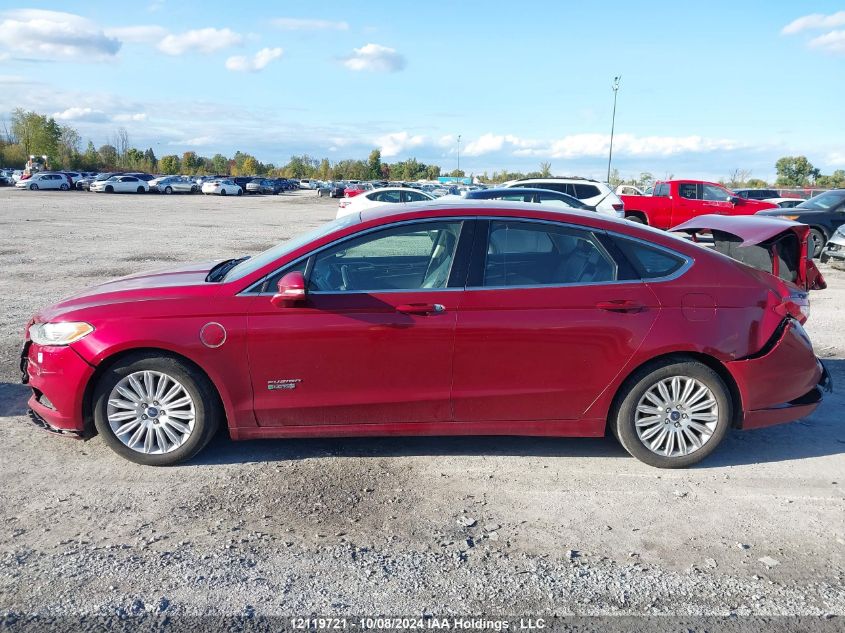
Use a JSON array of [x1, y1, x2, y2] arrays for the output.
[[612, 203, 624, 211]]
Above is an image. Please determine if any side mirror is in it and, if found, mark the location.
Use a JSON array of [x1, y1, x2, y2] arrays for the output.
[[731, 196, 744, 205], [270, 271, 307, 307]]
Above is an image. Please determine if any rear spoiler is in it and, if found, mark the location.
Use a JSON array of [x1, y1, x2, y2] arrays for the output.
[[671, 214, 826, 291]]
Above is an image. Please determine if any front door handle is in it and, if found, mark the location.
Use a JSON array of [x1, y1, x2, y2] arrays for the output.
[[596, 299, 645, 313], [396, 303, 446, 315]]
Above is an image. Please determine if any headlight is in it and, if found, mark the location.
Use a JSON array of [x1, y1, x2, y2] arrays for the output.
[[779, 215, 800, 221], [29, 322, 94, 346]]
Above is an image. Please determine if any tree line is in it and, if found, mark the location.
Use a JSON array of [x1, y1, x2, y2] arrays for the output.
[[2, 108, 843, 187], [0, 109, 448, 181]]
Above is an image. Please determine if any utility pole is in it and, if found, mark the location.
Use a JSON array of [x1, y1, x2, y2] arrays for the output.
[[456, 134, 461, 179], [607, 76, 621, 184]]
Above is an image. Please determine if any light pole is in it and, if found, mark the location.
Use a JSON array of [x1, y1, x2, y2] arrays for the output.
[[456, 134, 461, 179], [606, 75, 621, 184]]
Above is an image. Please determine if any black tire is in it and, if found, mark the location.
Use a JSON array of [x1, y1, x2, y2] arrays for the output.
[[236, 189, 243, 196], [220, 189, 226, 196], [29, 183, 38, 190], [613, 358, 732, 468], [820, 253, 830, 264], [809, 228, 826, 259], [92, 353, 222, 466], [60, 183, 69, 191], [105, 185, 114, 193], [626, 214, 645, 224], [137, 186, 145, 193], [164, 186, 173, 194], [191, 186, 197, 193]]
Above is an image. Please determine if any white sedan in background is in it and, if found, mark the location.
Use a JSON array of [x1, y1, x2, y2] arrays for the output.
[[336, 187, 434, 218], [201, 179, 243, 196], [90, 175, 149, 193], [15, 173, 70, 191]]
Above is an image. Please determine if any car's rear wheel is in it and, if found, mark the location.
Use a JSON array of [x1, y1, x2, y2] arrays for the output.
[[236, 189, 242, 196], [625, 214, 645, 224], [60, 183, 69, 191], [93, 354, 221, 466], [809, 228, 826, 259], [220, 189, 226, 196], [164, 186, 173, 194], [29, 183, 38, 190], [614, 358, 731, 468]]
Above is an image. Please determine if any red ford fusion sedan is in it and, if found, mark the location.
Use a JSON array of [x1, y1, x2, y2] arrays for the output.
[[21, 202, 831, 468]]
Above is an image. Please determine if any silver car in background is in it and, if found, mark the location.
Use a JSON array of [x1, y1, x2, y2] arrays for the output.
[[150, 176, 199, 194]]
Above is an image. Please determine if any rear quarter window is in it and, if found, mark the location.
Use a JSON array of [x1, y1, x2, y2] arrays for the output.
[[612, 236, 686, 279], [573, 183, 600, 199]]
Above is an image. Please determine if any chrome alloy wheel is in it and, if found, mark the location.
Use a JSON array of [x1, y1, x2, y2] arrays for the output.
[[106, 371, 196, 454], [634, 376, 718, 457]]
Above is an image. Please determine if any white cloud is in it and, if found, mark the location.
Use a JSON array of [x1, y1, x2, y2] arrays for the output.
[[52, 107, 108, 122], [376, 131, 425, 157], [225, 47, 284, 72], [0, 9, 120, 60], [169, 136, 214, 147], [104, 25, 167, 43], [782, 11, 845, 34], [113, 112, 148, 122], [808, 30, 845, 54], [158, 27, 243, 55], [342, 43, 405, 72], [272, 18, 348, 31]]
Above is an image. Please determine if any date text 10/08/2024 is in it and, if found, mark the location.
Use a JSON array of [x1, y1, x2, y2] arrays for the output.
[[290, 618, 547, 630]]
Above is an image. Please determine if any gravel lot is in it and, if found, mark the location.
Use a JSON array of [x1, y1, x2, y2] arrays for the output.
[[0, 188, 843, 624]]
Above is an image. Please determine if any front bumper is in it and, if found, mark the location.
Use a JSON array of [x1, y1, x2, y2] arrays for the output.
[[822, 240, 845, 260], [728, 320, 828, 430], [21, 341, 94, 435]]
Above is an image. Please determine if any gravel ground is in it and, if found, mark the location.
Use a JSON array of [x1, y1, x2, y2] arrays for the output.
[[0, 188, 843, 625]]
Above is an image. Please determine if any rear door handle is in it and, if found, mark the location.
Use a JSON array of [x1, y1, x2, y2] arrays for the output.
[[396, 303, 446, 315], [596, 300, 645, 313]]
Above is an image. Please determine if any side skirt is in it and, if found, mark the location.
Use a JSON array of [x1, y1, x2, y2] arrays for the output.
[[229, 418, 605, 441]]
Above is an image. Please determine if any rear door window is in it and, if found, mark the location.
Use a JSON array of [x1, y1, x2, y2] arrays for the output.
[[483, 221, 617, 287]]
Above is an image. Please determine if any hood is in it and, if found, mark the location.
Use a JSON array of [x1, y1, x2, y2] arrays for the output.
[[671, 214, 826, 291], [35, 261, 216, 321]]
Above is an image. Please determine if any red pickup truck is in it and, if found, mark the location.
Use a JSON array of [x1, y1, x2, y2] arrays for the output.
[[620, 180, 777, 229]]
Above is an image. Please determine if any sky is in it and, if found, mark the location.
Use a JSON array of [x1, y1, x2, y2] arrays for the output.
[[0, 1, 843, 181]]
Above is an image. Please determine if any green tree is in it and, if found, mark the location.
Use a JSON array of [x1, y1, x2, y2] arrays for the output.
[[539, 161, 552, 178], [448, 169, 465, 178], [159, 154, 181, 174], [210, 154, 228, 174], [367, 149, 382, 179], [98, 144, 118, 168], [181, 151, 201, 173], [815, 170, 845, 189], [775, 156, 820, 186], [143, 148, 157, 171], [81, 141, 99, 170], [745, 178, 769, 189], [317, 158, 331, 180]]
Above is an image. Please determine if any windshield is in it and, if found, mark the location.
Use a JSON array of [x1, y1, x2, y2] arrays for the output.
[[797, 191, 845, 210], [223, 214, 360, 282]]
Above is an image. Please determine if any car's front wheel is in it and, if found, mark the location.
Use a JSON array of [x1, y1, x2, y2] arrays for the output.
[[60, 183, 69, 191], [220, 189, 226, 196], [29, 183, 38, 190], [164, 186, 173, 194], [614, 358, 731, 468], [92, 353, 221, 466]]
